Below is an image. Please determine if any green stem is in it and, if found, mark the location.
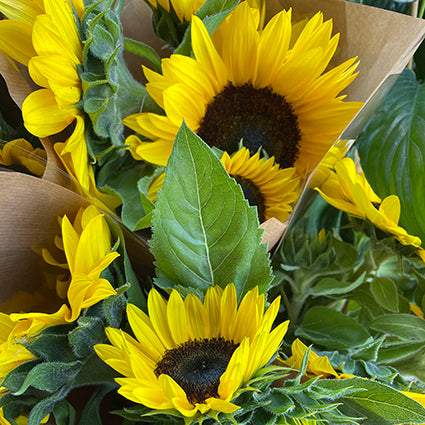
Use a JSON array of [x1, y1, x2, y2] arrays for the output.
[[419, 0, 425, 19]]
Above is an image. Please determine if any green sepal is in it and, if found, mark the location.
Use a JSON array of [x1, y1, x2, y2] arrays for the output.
[[150, 122, 273, 297], [356, 68, 425, 243], [68, 316, 106, 359], [1, 360, 42, 393], [28, 385, 72, 425], [102, 284, 129, 328], [13, 361, 83, 395], [296, 306, 372, 350], [23, 333, 76, 364]]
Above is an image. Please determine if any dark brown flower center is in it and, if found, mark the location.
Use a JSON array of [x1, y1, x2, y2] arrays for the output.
[[154, 337, 239, 404], [234, 176, 266, 222], [197, 83, 301, 168]]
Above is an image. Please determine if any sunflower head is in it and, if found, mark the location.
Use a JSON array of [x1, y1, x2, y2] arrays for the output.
[[124, 1, 362, 183], [95, 283, 288, 420]]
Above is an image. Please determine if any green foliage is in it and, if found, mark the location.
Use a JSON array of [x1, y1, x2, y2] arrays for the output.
[[96, 152, 156, 230], [79, 1, 158, 161], [356, 68, 425, 244], [151, 123, 273, 297], [317, 378, 425, 425], [296, 307, 372, 350]]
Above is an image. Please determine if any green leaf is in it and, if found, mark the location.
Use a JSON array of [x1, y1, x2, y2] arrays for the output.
[[370, 277, 399, 313], [151, 123, 273, 297], [310, 273, 365, 297], [356, 68, 425, 242], [370, 313, 425, 340], [296, 307, 372, 350], [15, 361, 82, 395], [123, 37, 161, 72], [326, 378, 425, 425], [96, 152, 155, 230], [378, 340, 425, 364]]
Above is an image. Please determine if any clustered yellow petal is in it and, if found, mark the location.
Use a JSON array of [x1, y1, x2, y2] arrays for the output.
[[315, 156, 422, 249], [280, 338, 354, 380], [95, 284, 288, 418], [125, 1, 361, 179], [221, 147, 301, 222]]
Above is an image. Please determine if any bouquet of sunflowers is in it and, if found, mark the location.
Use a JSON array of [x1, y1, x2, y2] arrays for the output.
[[3, 0, 425, 423]]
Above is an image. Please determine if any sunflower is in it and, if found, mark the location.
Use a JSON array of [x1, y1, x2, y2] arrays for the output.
[[0, 204, 119, 372], [0, 0, 98, 195], [0, 139, 47, 176], [315, 157, 422, 249], [95, 283, 288, 418], [125, 1, 362, 179], [147, 147, 301, 222], [280, 338, 354, 380]]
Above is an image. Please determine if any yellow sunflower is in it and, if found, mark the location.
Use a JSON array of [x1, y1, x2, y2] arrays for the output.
[[0, 139, 46, 176], [0, 204, 118, 383], [125, 1, 362, 178], [315, 157, 422, 249], [95, 283, 288, 418], [0, 0, 101, 197], [147, 147, 301, 222]]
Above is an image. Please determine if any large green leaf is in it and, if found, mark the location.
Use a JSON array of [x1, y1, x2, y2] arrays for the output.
[[317, 377, 425, 425], [296, 306, 372, 349], [356, 69, 425, 243], [151, 123, 273, 297]]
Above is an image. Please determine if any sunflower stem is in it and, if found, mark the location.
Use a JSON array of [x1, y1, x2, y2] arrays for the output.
[[419, 0, 425, 19]]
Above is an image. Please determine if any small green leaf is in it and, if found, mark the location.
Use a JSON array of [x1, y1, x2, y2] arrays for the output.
[[151, 123, 272, 297], [311, 274, 365, 297], [356, 69, 425, 243], [296, 307, 372, 350], [370, 277, 399, 313], [378, 341, 425, 364], [370, 313, 425, 341], [123, 38, 161, 72]]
